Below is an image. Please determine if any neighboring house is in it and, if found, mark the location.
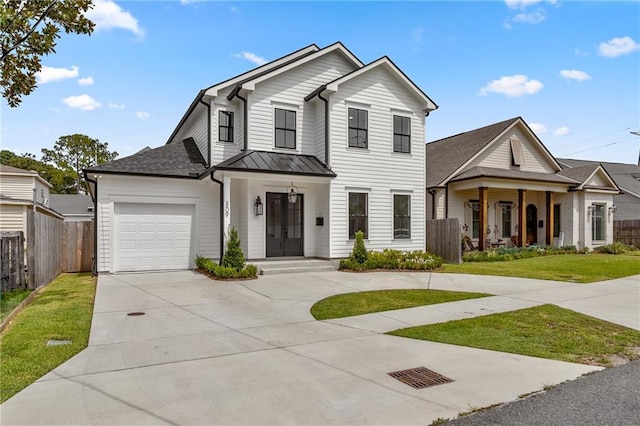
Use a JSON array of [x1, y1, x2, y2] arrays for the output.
[[557, 158, 640, 221], [49, 194, 94, 222], [0, 164, 63, 238], [426, 117, 619, 251], [85, 42, 438, 273]]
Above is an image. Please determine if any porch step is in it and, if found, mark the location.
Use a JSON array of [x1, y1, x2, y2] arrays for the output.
[[252, 259, 339, 276]]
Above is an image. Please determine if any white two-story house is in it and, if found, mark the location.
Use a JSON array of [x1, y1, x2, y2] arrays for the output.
[[85, 43, 437, 273]]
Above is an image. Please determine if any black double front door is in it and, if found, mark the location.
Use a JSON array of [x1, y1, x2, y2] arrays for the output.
[[266, 192, 303, 257]]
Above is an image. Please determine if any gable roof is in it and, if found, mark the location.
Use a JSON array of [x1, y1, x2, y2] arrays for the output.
[[49, 194, 94, 216], [321, 56, 437, 112], [0, 164, 53, 187], [426, 117, 520, 187], [558, 158, 636, 196], [85, 138, 206, 178], [214, 150, 336, 177]]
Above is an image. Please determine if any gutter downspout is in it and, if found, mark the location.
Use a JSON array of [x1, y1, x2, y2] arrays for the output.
[[428, 189, 437, 220], [198, 96, 211, 167], [84, 172, 98, 276], [318, 89, 330, 167], [210, 171, 224, 265], [445, 184, 449, 218], [228, 85, 248, 152]]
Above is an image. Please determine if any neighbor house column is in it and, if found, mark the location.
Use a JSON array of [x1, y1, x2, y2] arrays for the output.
[[546, 191, 554, 246], [518, 189, 526, 247], [223, 176, 231, 249], [479, 187, 488, 251]]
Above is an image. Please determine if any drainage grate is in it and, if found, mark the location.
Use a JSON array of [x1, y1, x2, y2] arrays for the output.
[[127, 312, 145, 316], [388, 367, 453, 389], [47, 339, 72, 346]]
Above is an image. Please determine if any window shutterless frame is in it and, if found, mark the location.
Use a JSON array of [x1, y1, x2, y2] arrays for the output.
[[393, 194, 410, 239], [393, 115, 411, 153], [348, 108, 368, 148], [348, 192, 368, 239], [218, 110, 234, 142], [275, 108, 296, 149]]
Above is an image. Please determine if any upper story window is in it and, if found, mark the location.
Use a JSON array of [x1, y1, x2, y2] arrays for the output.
[[275, 108, 296, 149], [348, 108, 368, 149], [393, 115, 411, 153], [219, 110, 234, 142]]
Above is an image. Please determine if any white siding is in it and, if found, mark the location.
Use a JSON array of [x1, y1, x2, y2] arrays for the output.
[[328, 66, 426, 257], [470, 126, 558, 174], [612, 193, 640, 221], [586, 170, 609, 187], [96, 175, 219, 272], [0, 175, 34, 200], [0, 204, 26, 233], [212, 102, 243, 166], [171, 103, 209, 164], [34, 180, 50, 205]]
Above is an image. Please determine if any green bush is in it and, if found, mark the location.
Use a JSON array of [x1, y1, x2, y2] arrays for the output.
[[351, 230, 368, 264], [222, 227, 245, 271], [340, 249, 442, 271], [194, 253, 257, 280], [462, 245, 579, 262], [593, 242, 635, 254]]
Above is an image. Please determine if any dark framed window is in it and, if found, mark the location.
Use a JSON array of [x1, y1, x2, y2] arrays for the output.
[[218, 110, 234, 142], [553, 204, 561, 238], [501, 203, 512, 238], [349, 192, 368, 239], [393, 194, 410, 239], [592, 204, 605, 241], [393, 115, 411, 153], [275, 108, 296, 149], [348, 108, 368, 148], [471, 202, 479, 239]]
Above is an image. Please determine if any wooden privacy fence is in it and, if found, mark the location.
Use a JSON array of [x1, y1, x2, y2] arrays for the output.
[[63, 221, 94, 273], [426, 218, 462, 264], [614, 220, 640, 248], [1, 231, 25, 292], [27, 209, 64, 289]]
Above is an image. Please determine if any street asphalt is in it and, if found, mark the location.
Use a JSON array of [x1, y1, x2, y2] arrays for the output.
[[449, 359, 640, 425]]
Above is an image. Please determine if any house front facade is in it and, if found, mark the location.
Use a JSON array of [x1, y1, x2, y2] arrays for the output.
[[86, 43, 437, 273], [426, 118, 620, 251]]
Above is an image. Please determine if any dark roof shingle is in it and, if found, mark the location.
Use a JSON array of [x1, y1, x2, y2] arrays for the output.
[[49, 194, 94, 215], [558, 158, 640, 196], [451, 166, 578, 184], [214, 150, 336, 177]]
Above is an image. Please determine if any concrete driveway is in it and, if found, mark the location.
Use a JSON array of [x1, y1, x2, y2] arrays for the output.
[[1, 270, 638, 425]]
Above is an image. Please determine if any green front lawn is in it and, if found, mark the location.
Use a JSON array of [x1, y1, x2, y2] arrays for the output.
[[441, 253, 640, 283], [389, 304, 640, 367], [1, 289, 32, 323], [0, 273, 96, 403], [311, 289, 492, 320]]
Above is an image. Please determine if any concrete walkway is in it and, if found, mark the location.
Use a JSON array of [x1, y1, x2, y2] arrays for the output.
[[1, 271, 638, 425]]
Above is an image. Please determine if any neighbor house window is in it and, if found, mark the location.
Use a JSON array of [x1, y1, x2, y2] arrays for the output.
[[349, 192, 368, 239], [348, 108, 368, 148], [275, 108, 296, 149], [553, 204, 561, 238], [219, 110, 234, 142], [500, 203, 512, 238], [592, 203, 605, 241], [471, 201, 480, 239], [393, 115, 411, 153], [393, 194, 410, 239]]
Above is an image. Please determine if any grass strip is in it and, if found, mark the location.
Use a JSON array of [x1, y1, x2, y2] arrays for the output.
[[0, 289, 32, 323], [441, 253, 640, 283], [388, 304, 640, 367], [0, 273, 96, 403], [311, 289, 491, 320]]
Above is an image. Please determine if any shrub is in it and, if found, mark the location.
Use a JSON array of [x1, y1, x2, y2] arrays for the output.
[[462, 245, 578, 262], [194, 250, 257, 281], [593, 242, 635, 254], [340, 248, 442, 271], [222, 227, 245, 271], [351, 230, 368, 264]]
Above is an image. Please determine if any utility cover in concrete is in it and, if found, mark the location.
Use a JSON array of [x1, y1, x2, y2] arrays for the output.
[[46, 340, 72, 346]]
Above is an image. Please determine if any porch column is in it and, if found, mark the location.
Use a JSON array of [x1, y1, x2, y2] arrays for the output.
[[223, 176, 231, 251], [518, 189, 526, 247], [546, 191, 554, 246], [479, 187, 488, 251]]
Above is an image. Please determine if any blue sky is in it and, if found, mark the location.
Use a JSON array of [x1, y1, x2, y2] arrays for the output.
[[2, 0, 639, 164]]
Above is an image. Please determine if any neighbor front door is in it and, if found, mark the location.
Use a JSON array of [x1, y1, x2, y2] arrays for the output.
[[266, 192, 303, 257]]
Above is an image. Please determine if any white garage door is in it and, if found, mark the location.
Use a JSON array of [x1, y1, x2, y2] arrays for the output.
[[114, 203, 195, 272]]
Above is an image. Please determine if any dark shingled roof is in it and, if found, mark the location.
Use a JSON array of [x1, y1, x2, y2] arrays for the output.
[[426, 117, 520, 187], [451, 166, 578, 184], [85, 139, 206, 178], [49, 194, 94, 216], [556, 163, 602, 185], [214, 150, 336, 177], [558, 158, 640, 197]]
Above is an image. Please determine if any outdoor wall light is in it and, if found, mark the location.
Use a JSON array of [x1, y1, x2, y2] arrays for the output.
[[587, 205, 596, 216], [608, 205, 617, 215], [287, 182, 298, 204], [254, 196, 263, 216]]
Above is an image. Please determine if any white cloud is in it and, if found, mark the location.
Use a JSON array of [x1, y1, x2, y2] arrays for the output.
[[505, 0, 556, 9], [108, 102, 125, 109], [62, 94, 102, 111], [554, 127, 570, 136], [478, 74, 543, 97], [36, 66, 79, 84], [529, 123, 547, 134], [233, 51, 267, 66], [136, 111, 150, 119], [512, 10, 545, 24], [598, 36, 640, 58], [560, 69, 591, 81], [77, 76, 94, 86], [86, 0, 144, 36], [574, 48, 589, 56], [180, 0, 203, 4]]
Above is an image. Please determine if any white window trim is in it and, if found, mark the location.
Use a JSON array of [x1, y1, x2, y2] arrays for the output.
[[591, 203, 606, 242], [391, 192, 412, 241], [272, 105, 299, 151], [346, 102, 371, 150], [346, 188, 370, 241]]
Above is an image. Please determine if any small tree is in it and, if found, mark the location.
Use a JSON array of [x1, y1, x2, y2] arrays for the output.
[[222, 227, 245, 271], [351, 230, 368, 264]]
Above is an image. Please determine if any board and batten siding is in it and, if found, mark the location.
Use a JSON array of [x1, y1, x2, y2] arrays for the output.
[[327, 65, 427, 257], [470, 126, 558, 174], [95, 175, 219, 272], [247, 51, 357, 155], [0, 204, 26, 233]]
